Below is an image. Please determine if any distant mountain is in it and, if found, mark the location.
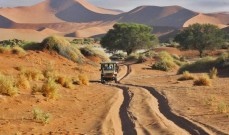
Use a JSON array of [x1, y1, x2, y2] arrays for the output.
[[0, 0, 228, 42]]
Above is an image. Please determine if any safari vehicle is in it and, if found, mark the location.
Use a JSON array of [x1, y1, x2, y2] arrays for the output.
[[100, 62, 119, 83]]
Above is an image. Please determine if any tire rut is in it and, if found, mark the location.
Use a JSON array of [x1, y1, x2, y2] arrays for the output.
[[119, 64, 211, 135]]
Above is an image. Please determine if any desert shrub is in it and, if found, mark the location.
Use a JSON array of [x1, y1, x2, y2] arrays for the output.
[[216, 52, 229, 64], [33, 108, 51, 124], [21, 69, 44, 81], [217, 102, 228, 113], [152, 60, 178, 71], [126, 53, 139, 61], [78, 74, 89, 85], [43, 66, 58, 79], [0, 46, 10, 53], [11, 46, 26, 55], [31, 84, 41, 94], [0, 74, 18, 96], [193, 74, 211, 86], [56, 76, 74, 89], [157, 51, 174, 61], [41, 36, 84, 63], [41, 78, 59, 99], [17, 75, 30, 90], [137, 54, 147, 63], [209, 67, 218, 79], [144, 50, 157, 58], [80, 47, 110, 62], [72, 77, 81, 85], [178, 71, 195, 81], [152, 51, 181, 71], [0, 39, 27, 47], [178, 57, 216, 74]]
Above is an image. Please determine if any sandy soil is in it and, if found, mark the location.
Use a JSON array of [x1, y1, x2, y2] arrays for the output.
[[0, 50, 229, 134]]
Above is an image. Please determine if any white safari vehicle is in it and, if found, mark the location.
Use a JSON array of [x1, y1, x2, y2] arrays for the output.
[[100, 62, 119, 83]]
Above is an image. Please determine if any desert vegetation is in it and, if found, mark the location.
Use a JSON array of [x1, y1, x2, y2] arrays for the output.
[[101, 23, 158, 55], [174, 23, 226, 57], [33, 107, 51, 124]]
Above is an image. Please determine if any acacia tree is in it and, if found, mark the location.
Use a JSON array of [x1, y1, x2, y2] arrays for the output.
[[174, 23, 226, 57], [101, 23, 158, 55]]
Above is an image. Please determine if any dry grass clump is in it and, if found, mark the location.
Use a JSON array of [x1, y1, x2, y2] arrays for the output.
[[21, 69, 44, 81], [33, 108, 51, 124], [178, 57, 216, 74], [0, 46, 10, 53], [209, 67, 218, 79], [41, 78, 59, 99], [193, 74, 212, 86], [152, 60, 178, 71], [152, 51, 179, 71], [178, 71, 195, 81], [80, 47, 110, 62], [16, 75, 30, 90], [11, 46, 26, 55], [0, 74, 18, 96], [78, 74, 89, 85], [56, 76, 75, 89], [41, 36, 84, 63], [217, 101, 228, 113]]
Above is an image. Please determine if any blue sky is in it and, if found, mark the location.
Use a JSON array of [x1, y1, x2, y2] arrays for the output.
[[0, 0, 228, 13]]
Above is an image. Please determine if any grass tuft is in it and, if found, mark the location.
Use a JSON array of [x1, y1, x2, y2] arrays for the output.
[[0, 74, 18, 96], [193, 74, 211, 86], [217, 102, 228, 113], [78, 74, 89, 85], [209, 67, 218, 79], [21, 69, 44, 81], [33, 108, 51, 124], [41, 78, 59, 99], [11, 46, 26, 55], [17, 75, 30, 90], [178, 71, 195, 81]]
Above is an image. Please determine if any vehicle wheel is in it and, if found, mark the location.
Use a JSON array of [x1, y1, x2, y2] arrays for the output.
[[101, 79, 105, 84], [115, 78, 118, 83]]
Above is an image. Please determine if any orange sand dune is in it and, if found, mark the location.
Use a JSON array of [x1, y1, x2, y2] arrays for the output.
[[0, 0, 121, 23], [183, 13, 228, 28], [117, 6, 198, 28]]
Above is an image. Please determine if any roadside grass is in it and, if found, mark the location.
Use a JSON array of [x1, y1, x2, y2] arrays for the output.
[[78, 74, 89, 85], [0, 74, 18, 96], [33, 107, 51, 124]]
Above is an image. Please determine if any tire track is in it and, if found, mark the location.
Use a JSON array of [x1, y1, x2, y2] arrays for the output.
[[119, 64, 211, 135]]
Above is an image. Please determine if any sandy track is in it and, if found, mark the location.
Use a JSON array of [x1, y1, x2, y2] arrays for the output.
[[110, 64, 212, 135]]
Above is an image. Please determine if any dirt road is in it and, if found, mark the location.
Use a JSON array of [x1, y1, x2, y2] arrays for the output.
[[98, 64, 215, 135]]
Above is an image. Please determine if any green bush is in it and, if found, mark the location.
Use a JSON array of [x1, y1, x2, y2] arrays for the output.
[[178, 57, 216, 74], [152, 51, 180, 71], [41, 36, 84, 63], [152, 60, 178, 71]]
